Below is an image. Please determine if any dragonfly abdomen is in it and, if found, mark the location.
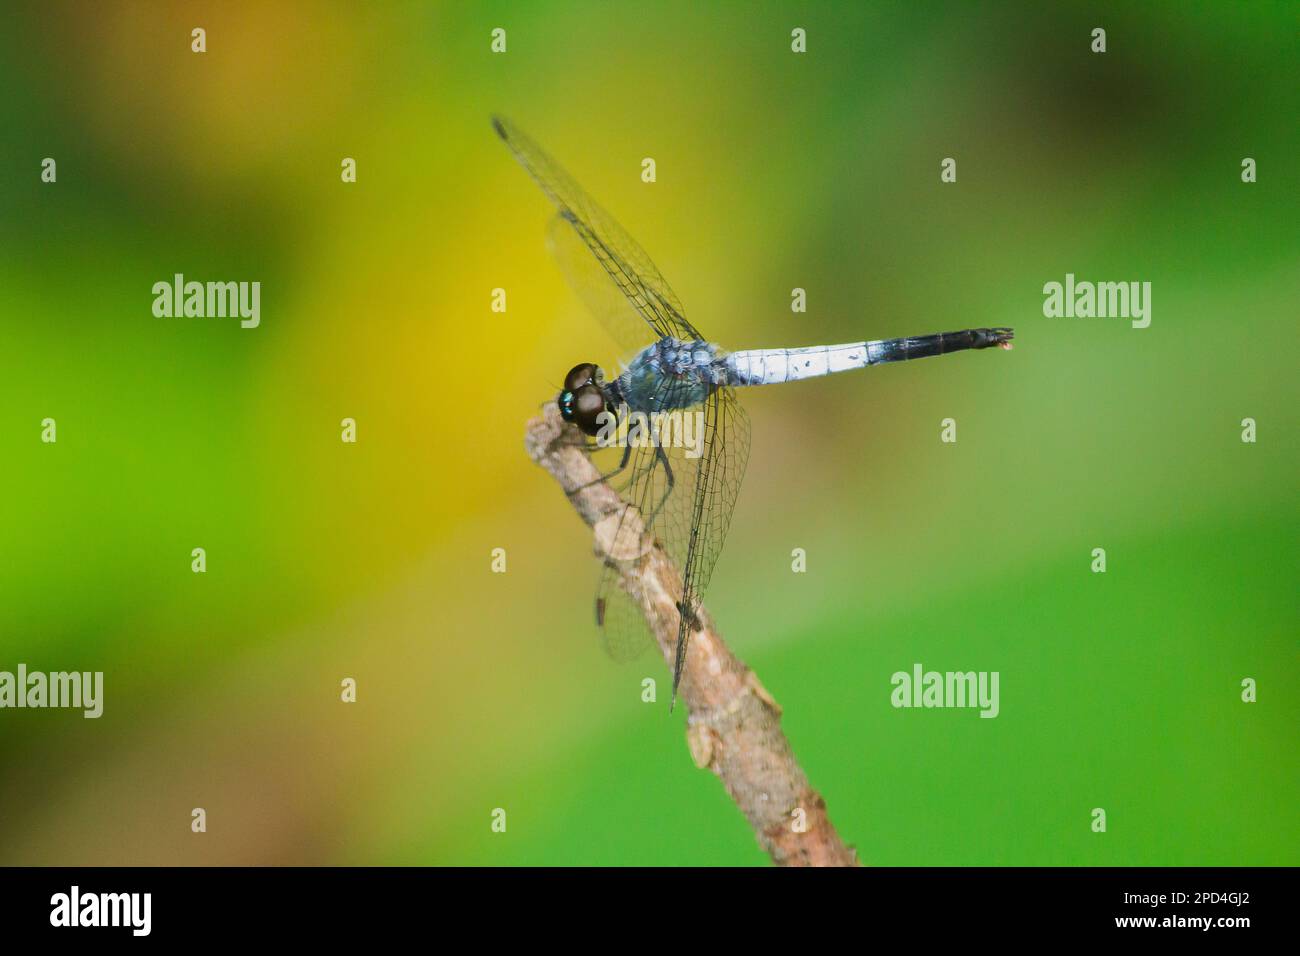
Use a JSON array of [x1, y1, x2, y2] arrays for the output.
[[724, 342, 874, 385], [723, 328, 1014, 386]]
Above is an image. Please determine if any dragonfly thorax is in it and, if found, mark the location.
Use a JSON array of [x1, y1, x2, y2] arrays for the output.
[[618, 338, 727, 413]]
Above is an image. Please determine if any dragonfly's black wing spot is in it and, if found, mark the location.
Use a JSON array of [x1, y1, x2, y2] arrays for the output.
[[675, 600, 701, 633]]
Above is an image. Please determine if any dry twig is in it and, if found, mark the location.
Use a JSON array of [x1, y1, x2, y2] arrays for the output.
[[525, 403, 859, 866]]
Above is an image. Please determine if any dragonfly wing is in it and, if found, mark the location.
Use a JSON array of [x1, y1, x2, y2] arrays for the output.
[[493, 115, 705, 345], [495, 117, 749, 698], [546, 212, 655, 356], [594, 561, 655, 663], [668, 385, 750, 703], [591, 373, 751, 703], [592, 372, 693, 664]]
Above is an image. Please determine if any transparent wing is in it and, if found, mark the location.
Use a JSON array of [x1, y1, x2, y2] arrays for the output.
[[546, 213, 655, 357], [494, 117, 747, 699], [593, 376, 751, 702], [493, 115, 705, 345], [667, 385, 750, 702], [591, 373, 693, 664]]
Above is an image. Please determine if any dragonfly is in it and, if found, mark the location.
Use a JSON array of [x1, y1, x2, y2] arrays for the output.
[[494, 116, 1013, 710]]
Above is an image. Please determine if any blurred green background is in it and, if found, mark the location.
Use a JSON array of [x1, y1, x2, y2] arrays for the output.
[[1, 1, 1296, 866]]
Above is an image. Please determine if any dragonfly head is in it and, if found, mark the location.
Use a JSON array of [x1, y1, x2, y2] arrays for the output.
[[558, 363, 614, 437]]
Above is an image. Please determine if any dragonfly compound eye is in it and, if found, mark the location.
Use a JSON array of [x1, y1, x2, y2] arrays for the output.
[[563, 362, 598, 392], [565, 384, 611, 437]]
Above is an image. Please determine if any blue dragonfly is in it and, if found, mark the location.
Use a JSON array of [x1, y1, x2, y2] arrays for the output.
[[495, 116, 1013, 709]]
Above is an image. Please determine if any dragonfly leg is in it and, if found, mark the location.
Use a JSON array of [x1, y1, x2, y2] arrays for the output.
[[643, 443, 675, 530], [566, 440, 633, 496]]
